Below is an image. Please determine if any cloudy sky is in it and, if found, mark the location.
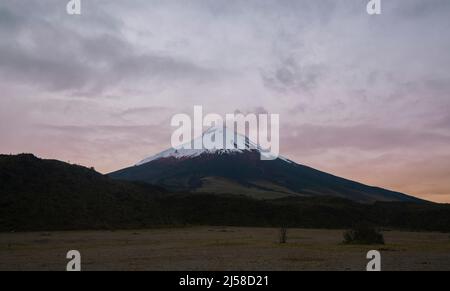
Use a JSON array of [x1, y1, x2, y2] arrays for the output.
[[1, 0, 449, 202]]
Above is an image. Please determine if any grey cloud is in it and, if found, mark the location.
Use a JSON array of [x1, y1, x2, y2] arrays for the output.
[[0, 45, 93, 92], [0, 6, 21, 30], [113, 106, 175, 123], [41, 124, 167, 136], [261, 57, 325, 94], [394, 0, 450, 18], [37, 123, 171, 153], [235, 106, 269, 115], [0, 1, 220, 96], [0, 33, 217, 95], [118, 106, 170, 117], [281, 124, 450, 154], [112, 54, 214, 82], [288, 103, 308, 114], [427, 114, 450, 130]]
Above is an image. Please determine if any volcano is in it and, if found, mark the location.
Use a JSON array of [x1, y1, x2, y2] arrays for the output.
[[109, 126, 422, 203]]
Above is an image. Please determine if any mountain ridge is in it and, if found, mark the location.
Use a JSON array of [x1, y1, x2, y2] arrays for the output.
[[3, 153, 450, 233], [109, 127, 424, 204]]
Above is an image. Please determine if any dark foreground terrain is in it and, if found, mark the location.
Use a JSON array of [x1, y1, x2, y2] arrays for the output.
[[1, 227, 450, 271], [2, 154, 450, 233], [2, 153, 450, 271]]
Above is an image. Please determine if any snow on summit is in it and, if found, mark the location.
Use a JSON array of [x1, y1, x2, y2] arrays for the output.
[[136, 125, 292, 166], [136, 126, 257, 165]]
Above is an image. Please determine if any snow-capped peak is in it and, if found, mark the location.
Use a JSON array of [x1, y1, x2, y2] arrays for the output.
[[136, 125, 292, 165]]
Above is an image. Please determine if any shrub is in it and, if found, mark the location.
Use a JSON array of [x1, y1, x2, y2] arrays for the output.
[[343, 224, 385, 245], [279, 227, 287, 244]]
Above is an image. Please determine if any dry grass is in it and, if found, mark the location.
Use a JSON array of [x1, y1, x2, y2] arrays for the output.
[[0, 227, 449, 271]]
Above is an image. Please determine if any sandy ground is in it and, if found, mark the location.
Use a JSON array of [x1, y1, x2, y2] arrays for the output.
[[1, 227, 449, 271]]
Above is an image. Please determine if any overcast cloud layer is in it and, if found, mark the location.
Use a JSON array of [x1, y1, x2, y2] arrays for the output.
[[1, 0, 449, 202]]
